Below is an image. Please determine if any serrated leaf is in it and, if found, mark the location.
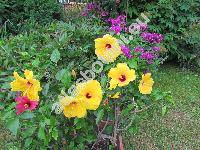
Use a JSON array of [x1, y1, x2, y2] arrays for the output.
[[50, 49, 60, 63]]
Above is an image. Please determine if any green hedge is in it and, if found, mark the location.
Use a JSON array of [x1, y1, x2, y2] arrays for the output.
[[0, 0, 63, 35]]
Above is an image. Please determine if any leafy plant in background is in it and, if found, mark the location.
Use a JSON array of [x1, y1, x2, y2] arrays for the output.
[[182, 23, 200, 67], [0, 0, 63, 36], [93, 0, 200, 66]]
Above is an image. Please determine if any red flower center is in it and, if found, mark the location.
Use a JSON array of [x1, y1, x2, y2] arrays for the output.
[[70, 102, 77, 106], [119, 75, 126, 82], [24, 103, 30, 109], [106, 44, 112, 49], [27, 81, 33, 86], [86, 93, 92, 99]]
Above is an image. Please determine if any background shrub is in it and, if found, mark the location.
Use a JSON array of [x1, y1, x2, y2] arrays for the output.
[[182, 23, 200, 67], [97, 0, 200, 66], [0, 0, 63, 36]]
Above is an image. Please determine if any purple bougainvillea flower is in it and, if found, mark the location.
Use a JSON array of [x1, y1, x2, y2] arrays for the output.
[[121, 45, 132, 59], [15, 96, 38, 115], [152, 46, 161, 52], [108, 15, 127, 34], [110, 25, 122, 34], [141, 32, 164, 43], [134, 47, 145, 53], [86, 2, 96, 11], [140, 52, 157, 64]]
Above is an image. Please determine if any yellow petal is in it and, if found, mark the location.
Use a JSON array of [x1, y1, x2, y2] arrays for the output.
[[76, 80, 102, 110], [24, 70, 33, 80], [109, 79, 118, 90], [110, 92, 120, 99], [94, 34, 121, 63], [10, 72, 28, 91], [63, 101, 87, 118]]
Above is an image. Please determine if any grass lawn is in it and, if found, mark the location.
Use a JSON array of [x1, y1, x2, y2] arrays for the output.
[[1, 64, 200, 149], [124, 64, 200, 150]]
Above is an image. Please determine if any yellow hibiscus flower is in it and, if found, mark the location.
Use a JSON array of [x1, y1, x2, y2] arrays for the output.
[[76, 80, 102, 110], [108, 63, 136, 89], [139, 73, 154, 94], [94, 34, 122, 63], [60, 96, 86, 118], [10, 70, 42, 100]]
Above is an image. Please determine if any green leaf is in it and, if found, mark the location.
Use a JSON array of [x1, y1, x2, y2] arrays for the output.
[[50, 49, 60, 63], [25, 137, 33, 147], [23, 127, 36, 138], [7, 118, 20, 135], [52, 128, 58, 140], [100, 76, 107, 88], [128, 125, 139, 134], [55, 69, 67, 81], [162, 106, 167, 116], [127, 58, 138, 69], [55, 69, 71, 86], [20, 111, 35, 119], [32, 58, 40, 67], [42, 82, 50, 96], [1, 82, 10, 89], [69, 141, 75, 149], [0, 102, 5, 110], [96, 109, 104, 125], [38, 126, 46, 140]]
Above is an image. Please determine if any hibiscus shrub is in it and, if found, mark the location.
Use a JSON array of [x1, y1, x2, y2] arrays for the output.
[[0, 13, 173, 149]]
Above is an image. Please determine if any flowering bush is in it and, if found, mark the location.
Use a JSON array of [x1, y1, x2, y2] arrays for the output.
[[0, 13, 173, 149]]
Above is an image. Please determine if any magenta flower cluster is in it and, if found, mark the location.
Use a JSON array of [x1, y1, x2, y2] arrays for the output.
[[134, 45, 161, 64], [108, 15, 127, 34], [82, 2, 108, 17], [134, 47, 144, 53], [121, 45, 132, 59], [152, 46, 161, 52], [141, 32, 164, 43], [140, 52, 156, 64]]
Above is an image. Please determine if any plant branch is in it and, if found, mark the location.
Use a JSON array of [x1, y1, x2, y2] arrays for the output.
[[117, 104, 153, 131], [113, 104, 120, 146], [91, 114, 110, 149]]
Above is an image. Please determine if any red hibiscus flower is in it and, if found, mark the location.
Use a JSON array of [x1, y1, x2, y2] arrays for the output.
[[15, 96, 38, 115]]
